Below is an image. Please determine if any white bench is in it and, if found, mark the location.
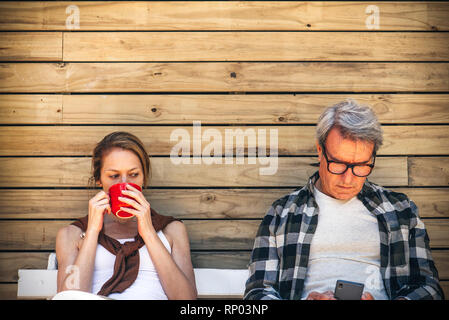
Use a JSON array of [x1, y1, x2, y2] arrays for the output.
[[18, 253, 248, 299]]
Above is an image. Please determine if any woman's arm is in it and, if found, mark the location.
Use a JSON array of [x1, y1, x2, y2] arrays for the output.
[[56, 225, 79, 292], [56, 190, 110, 293], [142, 221, 198, 300], [56, 225, 100, 292]]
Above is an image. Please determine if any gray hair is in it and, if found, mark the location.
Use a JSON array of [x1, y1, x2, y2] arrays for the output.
[[316, 99, 383, 153]]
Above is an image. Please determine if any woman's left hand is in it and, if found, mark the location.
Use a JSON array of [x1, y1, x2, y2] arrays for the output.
[[118, 184, 155, 237]]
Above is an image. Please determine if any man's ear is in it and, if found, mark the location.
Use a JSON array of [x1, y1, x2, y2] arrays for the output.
[[316, 141, 322, 161]]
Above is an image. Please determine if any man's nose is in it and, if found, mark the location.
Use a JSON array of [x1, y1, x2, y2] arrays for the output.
[[342, 168, 354, 184]]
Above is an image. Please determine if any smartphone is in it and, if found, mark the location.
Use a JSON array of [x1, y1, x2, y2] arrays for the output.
[[334, 280, 364, 300]]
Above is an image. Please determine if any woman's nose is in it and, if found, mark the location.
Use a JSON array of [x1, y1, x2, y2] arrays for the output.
[[120, 176, 128, 183]]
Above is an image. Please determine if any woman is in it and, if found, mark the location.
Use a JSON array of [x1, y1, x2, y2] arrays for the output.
[[55, 131, 197, 299]]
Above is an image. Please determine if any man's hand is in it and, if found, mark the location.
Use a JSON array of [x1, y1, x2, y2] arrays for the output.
[[361, 292, 375, 300], [306, 291, 375, 300], [306, 291, 337, 300]]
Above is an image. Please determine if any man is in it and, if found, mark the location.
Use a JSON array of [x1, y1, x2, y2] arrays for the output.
[[244, 99, 444, 300]]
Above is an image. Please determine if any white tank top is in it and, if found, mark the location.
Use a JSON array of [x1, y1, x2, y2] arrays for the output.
[[91, 230, 171, 300]]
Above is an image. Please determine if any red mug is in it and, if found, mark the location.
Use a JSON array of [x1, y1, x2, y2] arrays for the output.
[[108, 182, 142, 219]]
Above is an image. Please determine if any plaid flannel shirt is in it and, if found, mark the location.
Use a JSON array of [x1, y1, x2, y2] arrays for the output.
[[244, 171, 444, 300]]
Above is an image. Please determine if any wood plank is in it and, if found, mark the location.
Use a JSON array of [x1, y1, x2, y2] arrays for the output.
[[0, 32, 62, 61], [0, 94, 62, 124], [0, 125, 448, 156], [0, 252, 49, 282], [393, 188, 449, 219], [59, 62, 449, 93], [441, 281, 449, 300], [0, 157, 91, 188], [0, 93, 445, 125], [193, 252, 251, 270], [381, 126, 449, 155], [0, 219, 447, 251], [187, 220, 259, 250], [432, 251, 449, 280], [0, 125, 302, 156], [0, 156, 408, 187], [63, 32, 449, 61], [0, 283, 17, 300], [0, 188, 448, 220], [60, 94, 449, 125], [0, 220, 66, 251], [0, 63, 66, 92], [425, 220, 449, 248], [0, 220, 260, 251], [0, 2, 447, 31], [409, 157, 449, 186], [0, 189, 290, 219], [1, 62, 448, 93]]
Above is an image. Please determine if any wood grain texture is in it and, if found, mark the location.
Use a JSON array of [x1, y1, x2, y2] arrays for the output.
[[0, 188, 289, 219], [409, 157, 449, 186], [0, 284, 17, 300], [432, 251, 449, 280], [393, 188, 449, 219], [0, 94, 62, 124], [0, 219, 447, 251], [441, 281, 449, 300], [0, 188, 447, 220], [0, 63, 66, 92], [0, 32, 62, 61], [0, 252, 49, 282], [60, 94, 449, 124], [0, 156, 408, 187], [424, 220, 449, 248], [0, 125, 447, 156], [1, 62, 448, 93], [0, 220, 260, 251], [0, 2, 447, 31], [63, 32, 449, 61]]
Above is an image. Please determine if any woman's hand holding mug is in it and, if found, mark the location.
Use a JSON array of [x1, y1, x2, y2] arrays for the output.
[[87, 190, 111, 234], [116, 183, 154, 238]]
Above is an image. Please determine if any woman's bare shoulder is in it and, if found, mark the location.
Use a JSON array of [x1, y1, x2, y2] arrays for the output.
[[162, 221, 188, 246], [56, 224, 83, 248], [163, 220, 186, 237]]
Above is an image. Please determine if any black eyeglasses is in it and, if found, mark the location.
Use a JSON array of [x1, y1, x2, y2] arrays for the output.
[[320, 144, 376, 177]]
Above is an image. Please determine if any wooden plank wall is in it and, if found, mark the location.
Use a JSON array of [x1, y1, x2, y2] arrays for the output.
[[0, 1, 448, 299]]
